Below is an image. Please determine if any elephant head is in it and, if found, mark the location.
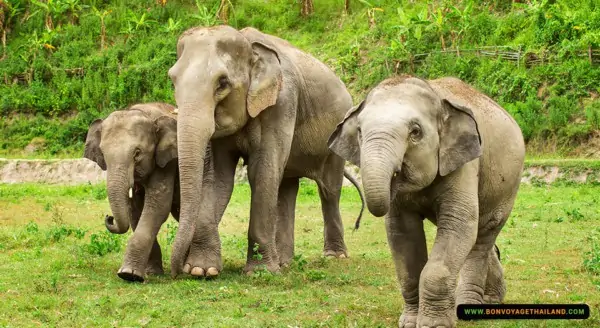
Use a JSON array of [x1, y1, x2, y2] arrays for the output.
[[84, 109, 178, 234], [167, 25, 282, 273], [328, 76, 481, 217]]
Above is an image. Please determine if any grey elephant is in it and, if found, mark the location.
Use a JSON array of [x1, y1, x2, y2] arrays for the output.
[[168, 25, 364, 278], [84, 102, 179, 282], [328, 76, 525, 328]]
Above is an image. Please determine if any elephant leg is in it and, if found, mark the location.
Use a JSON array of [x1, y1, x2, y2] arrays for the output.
[[145, 241, 164, 276], [184, 144, 238, 278], [386, 204, 428, 328], [317, 154, 347, 258], [276, 177, 299, 267], [457, 200, 514, 305], [483, 246, 506, 304], [130, 187, 163, 276], [118, 164, 176, 282], [417, 187, 478, 328], [244, 125, 294, 274]]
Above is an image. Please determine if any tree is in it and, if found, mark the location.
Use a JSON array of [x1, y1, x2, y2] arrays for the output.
[[301, 0, 313, 17]]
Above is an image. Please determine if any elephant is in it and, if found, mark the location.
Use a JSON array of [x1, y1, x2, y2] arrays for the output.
[[168, 25, 365, 278], [84, 102, 179, 282], [328, 76, 525, 328]]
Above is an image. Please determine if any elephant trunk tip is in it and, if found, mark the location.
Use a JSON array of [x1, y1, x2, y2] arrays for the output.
[[105, 215, 129, 234], [367, 202, 389, 218]]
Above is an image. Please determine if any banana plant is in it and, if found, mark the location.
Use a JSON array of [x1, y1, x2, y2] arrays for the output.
[[357, 0, 383, 28], [92, 6, 111, 49], [192, 0, 218, 26], [128, 11, 156, 32], [163, 17, 181, 34], [63, 0, 89, 25], [30, 0, 68, 31]]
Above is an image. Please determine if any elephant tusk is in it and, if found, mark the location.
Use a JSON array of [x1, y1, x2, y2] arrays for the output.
[[173, 108, 178, 114], [129, 187, 133, 199]]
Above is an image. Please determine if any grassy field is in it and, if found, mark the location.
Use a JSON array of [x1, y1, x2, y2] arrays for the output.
[[0, 181, 599, 327]]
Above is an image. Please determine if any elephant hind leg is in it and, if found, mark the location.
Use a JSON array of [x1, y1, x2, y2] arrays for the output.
[[456, 200, 514, 305], [316, 154, 347, 258], [276, 177, 300, 267], [483, 246, 506, 304]]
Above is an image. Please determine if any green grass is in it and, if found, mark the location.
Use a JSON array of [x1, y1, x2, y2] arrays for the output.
[[0, 181, 599, 327]]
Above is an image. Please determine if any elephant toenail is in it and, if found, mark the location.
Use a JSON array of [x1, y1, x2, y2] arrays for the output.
[[191, 267, 205, 276], [206, 267, 219, 276]]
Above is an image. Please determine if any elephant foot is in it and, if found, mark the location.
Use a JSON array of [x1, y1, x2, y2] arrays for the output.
[[183, 264, 220, 278], [243, 258, 280, 275], [323, 249, 348, 259], [117, 267, 145, 282], [183, 245, 223, 278], [417, 311, 457, 328], [398, 309, 418, 328], [145, 264, 164, 276], [483, 294, 502, 304]]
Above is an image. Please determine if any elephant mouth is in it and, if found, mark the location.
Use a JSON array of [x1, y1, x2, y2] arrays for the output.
[[390, 163, 422, 198]]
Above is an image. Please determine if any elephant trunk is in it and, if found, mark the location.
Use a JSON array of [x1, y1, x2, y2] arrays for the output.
[[106, 163, 134, 234], [171, 103, 215, 276], [360, 134, 405, 217]]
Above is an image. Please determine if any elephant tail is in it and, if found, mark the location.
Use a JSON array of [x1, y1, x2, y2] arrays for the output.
[[494, 244, 501, 262], [343, 168, 365, 230]]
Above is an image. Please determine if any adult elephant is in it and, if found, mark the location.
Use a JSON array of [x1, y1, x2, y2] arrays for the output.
[[328, 76, 525, 328], [169, 25, 364, 278]]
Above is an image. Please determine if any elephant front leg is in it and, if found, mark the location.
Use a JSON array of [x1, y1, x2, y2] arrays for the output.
[[184, 146, 237, 278], [118, 165, 176, 282], [276, 177, 299, 267], [386, 205, 428, 328], [245, 143, 293, 273], [318, 154, 348, 258], [417, 197, 478, 328]]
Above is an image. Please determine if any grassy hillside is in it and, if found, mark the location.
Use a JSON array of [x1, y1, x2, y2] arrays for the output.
[[1, 0, 599, 157]]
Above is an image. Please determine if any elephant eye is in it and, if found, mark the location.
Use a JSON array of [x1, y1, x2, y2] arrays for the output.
[[134, 148, 141, 160], [356, 127, 362, 143], [216, 76, 229, 91], [409, 124, 422, 141]]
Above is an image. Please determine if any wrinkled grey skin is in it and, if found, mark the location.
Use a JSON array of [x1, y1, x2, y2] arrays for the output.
[[169, 25, 363, 278], [328, 76, 525, 328], [84, 103, 179, 282]]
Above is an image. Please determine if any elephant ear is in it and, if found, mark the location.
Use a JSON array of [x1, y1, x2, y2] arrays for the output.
[[327, 101, 365, 167], [247, 42, 283, 118], [83, 119, 107, 171], [438, 98, 482, 176], [154, 115, 178, 168]]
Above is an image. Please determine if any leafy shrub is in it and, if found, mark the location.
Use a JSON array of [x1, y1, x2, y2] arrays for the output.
[[84, 231, 124, 256]]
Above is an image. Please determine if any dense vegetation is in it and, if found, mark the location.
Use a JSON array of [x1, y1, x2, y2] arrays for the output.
[[1, 0, 599, 157]]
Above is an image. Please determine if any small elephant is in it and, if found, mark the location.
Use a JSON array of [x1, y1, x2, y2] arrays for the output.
[[168, 25, 365, 277], [84, 102, 179, 282], [328, 76, 525, 328]]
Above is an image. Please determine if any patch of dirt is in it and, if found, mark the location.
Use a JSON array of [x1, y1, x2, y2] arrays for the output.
[[0, 158, 106, 185], [0, 159, 596, 186]]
